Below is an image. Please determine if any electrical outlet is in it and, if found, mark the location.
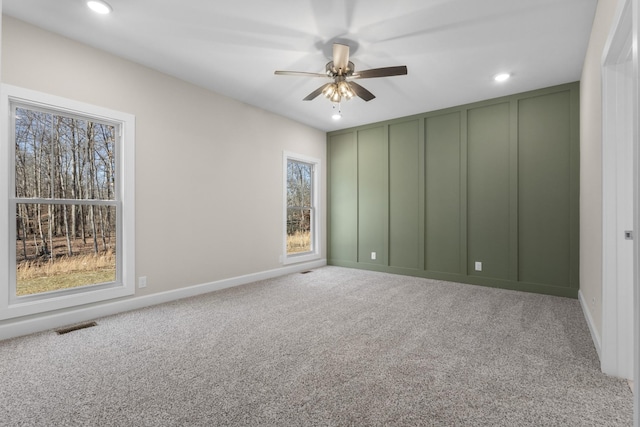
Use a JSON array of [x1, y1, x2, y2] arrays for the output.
[[138, 276, 147, 288], [474, 261, 482, 272], [371, 252, 377, 260]]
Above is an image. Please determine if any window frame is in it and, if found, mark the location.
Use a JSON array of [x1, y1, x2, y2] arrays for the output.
[[0, 84, 135, 320], [283, 151, 321, 265]]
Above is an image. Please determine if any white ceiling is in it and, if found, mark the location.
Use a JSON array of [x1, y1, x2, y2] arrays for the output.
[[2, 0, 597, 132]]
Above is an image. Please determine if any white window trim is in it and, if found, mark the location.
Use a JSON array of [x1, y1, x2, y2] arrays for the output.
[[283, 151, 321, 265], [0, 84, 135, 320]]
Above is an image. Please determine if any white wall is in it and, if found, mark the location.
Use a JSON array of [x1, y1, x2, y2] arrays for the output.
[[580, 0, 620, 343], [0, 16, 326, 335]]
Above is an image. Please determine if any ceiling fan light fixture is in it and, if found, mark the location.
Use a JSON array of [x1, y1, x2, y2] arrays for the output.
[[274, 43, 407, 105], [322, 84, 336, 99], [87, 0, 112, 14], [338, 81, 354, 99]]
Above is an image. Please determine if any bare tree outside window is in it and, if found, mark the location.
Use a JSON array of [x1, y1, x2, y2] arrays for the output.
[[13, 106, 117, 296], [286, 160, 313, 254]]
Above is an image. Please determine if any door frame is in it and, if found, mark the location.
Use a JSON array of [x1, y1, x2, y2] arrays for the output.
[[633, 0, 640, 423], [602, 0, 635, 380], [602, 0, 640, 423]]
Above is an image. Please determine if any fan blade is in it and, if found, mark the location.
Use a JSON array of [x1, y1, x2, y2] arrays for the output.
[[352, 66, 408, 79], [275, 70, 327, 77], [349, 81, 375, 102], [303, 83, 332, 101], [333, 43, 350, 75]]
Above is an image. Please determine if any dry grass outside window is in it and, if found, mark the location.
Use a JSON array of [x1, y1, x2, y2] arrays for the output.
[[287, 231, 311, 254], [16, 250, 116, 296]]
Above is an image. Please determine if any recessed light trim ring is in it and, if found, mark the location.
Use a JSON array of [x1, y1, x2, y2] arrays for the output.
[[87, 0, 113, 15]]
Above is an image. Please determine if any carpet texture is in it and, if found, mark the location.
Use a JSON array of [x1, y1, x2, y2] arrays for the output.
[[0, 266, 633, 426]]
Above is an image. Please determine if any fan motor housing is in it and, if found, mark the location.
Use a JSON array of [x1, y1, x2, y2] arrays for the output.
[[326, 61, 355, 77]]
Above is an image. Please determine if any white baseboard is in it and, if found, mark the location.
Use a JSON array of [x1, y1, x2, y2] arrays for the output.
[[579, 290, 602, 360], [0, 259, 326, 342]]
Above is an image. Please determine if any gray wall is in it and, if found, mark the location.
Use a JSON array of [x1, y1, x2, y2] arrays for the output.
[[0, 16, 326, 329]]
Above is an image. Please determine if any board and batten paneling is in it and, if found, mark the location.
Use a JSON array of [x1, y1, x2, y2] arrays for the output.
[[467, 102, 511, 280], [389, 120, 421, 269], [425, 112, 462, 274], [328, 132, 358, 263], [357, 126, 388, 265], [518, 91, 575, 287], [327, 83, 579, 298]]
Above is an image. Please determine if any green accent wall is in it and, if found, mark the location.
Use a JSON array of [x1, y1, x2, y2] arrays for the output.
[[389, 120, 421, 269], [425, 112, 461, 274], [467, 102, 510, 280], [327, 83, 580, 298], [328, 132, 357, 263], [518, 91, 574, 287], [357, 127, 388, 265]]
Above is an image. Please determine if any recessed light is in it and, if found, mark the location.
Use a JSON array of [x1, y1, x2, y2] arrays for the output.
[[87, 0, 112, 14], [331, 104, 342, 120], [494, 73, 511, 82]]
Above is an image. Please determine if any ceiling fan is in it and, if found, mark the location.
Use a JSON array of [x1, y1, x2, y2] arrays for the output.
[[274, 43, 408, 103]]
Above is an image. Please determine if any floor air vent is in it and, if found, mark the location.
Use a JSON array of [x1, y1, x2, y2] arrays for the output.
[[56, 321, 98, 335]]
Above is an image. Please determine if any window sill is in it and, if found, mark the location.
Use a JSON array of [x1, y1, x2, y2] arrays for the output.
[[283, 252, 321, 265], [0, 282, 134, 321]]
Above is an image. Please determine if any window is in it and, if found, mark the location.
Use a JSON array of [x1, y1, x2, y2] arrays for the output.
[[0, 85, 135, 320], [283, 152, 320, 264]]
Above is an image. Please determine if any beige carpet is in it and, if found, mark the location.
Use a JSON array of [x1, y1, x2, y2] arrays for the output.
[[0, 266, 633, 426]]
